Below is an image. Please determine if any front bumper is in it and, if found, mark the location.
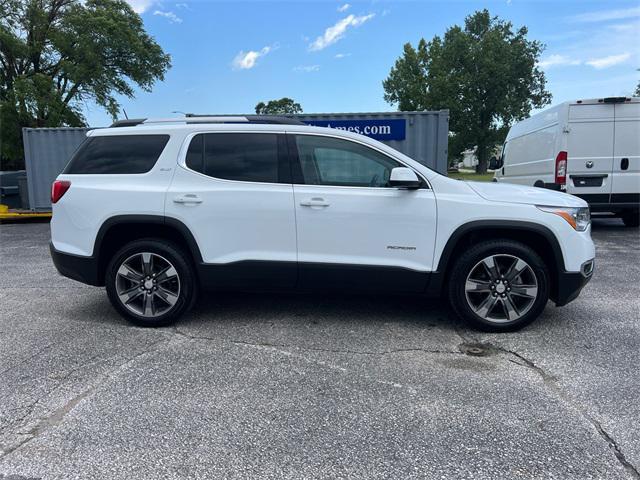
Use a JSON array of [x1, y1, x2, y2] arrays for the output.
[[554, 259, 594, 306], [50, 242, 102, 286]]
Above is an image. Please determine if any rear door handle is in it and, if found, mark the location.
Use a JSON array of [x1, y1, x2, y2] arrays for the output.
[[173, 194, 203, 204], [300, 197, 330, 207], [621, 158, 629, 170]]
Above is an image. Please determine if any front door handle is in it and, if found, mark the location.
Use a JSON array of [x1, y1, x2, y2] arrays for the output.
[[621, 158, 629, 170], [300, 197, 330, 207], [173, 194, 203, 205]]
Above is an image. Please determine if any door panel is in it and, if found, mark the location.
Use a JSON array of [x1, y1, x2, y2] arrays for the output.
[[165, 132, 297, 289], [290, 133, 437, 293], [294, 185, 436, 271], [612, 102, 640, 200], [567, 104, 614, 198]]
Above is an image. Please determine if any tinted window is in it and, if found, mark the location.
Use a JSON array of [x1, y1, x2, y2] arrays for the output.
[[185, 134, 204, 173], [294, 135, 400, 187], [186, 133, 281, 183], [64, 135, 169, 174], [500, 142, 508, 165]]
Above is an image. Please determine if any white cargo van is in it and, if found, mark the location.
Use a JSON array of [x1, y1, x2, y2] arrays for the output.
[[495, 97, 640, 227]]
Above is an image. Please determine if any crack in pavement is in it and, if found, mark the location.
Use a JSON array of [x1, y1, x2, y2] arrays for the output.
[[0, 341, 60, 379], [0, 334, 174, 462], [504, 348, 640, 479], [454, 324, 639, 479], [173, 326, 464, 356], [0, 353, 105, 438], [173, 327, 455, 394], [4, 320, 637, 478]]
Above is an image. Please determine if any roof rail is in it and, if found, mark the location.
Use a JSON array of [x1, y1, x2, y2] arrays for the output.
[[110, 118, 147, 127], [109, 115, 305, 127], [183, 114, 305, 125]]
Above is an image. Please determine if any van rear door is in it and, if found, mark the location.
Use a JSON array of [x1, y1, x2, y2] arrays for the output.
[[611, 101, 640, 205], [566, 103, 614, 204]]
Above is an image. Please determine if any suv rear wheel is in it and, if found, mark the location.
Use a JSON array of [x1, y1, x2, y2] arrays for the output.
[[105, 239, 197, 327], [448, 240, 550, 332]]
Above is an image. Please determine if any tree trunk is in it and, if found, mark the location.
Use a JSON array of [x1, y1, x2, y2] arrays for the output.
[[475, 142, 489, 174]]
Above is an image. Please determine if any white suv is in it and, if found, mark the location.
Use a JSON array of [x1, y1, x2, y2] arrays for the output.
[[50, 116, 595, 331]]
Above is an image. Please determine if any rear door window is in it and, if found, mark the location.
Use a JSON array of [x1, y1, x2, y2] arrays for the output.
[[185, 133, 287, 184], [64, 135, 169, 174]]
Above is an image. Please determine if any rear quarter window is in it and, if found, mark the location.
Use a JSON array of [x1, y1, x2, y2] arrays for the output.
[[64, 135, 170, 174]]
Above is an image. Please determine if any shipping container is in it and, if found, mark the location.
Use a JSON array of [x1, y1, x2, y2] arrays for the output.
[[23, 127, 90, 211], [296, 110, 449, 174]]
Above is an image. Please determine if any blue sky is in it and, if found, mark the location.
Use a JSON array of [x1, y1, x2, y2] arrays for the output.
[[85, 0, 640, 126]]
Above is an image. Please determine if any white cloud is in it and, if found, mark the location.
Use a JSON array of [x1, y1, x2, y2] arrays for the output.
[[309, 13, 375, 51], [538, 52, 633, 70], [153, 10, 182, 23], [585, 53, 631, 69], [337, 3, 350, 12], [126, 0, 155, 13], [176, 2, 190, 8], [232, 46, 272, 70], [334, 53, 351, 59], [608, 21, 640, 32], [294, 65, 321, 73], [572, 6, 640, 23], [538, 54, 582, 69]]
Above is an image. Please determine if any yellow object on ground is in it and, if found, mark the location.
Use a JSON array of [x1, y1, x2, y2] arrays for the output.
[[0, 204, 52, 221]]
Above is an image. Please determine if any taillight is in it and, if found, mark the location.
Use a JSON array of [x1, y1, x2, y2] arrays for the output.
[[51, 180, 71, 203], [555, 151, 567, 185]]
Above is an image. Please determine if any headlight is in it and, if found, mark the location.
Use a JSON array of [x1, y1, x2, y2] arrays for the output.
[[537, 206, 590, 231]]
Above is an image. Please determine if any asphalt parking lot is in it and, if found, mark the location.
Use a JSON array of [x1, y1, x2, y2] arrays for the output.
[[0, 219, 639, 480]]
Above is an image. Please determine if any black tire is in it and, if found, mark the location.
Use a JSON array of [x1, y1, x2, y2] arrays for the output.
[[622, 211, 640, 228], [448, 240, 550, 332], [105, 239, 197, 327]]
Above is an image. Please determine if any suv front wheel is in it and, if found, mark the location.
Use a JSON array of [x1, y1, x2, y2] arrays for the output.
[[105, 239, 197, 327], [448, 240, 550, 332]]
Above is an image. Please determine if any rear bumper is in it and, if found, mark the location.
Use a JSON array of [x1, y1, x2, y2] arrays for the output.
[[570, 193, 639, 213], [540, 186, 640, 213], [584, 203, 639, 213], [50, 242, 102, 286], [554, 260, 594, 307]]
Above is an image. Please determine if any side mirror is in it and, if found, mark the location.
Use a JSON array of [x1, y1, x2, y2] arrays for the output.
[[389, 167, 421, 189]]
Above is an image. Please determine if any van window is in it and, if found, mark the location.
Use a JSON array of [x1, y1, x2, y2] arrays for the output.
[[499, 142, 508, 168], [293, 135, 400, 187], [64, 135, 169, 174], [186, 133, 282, 183]]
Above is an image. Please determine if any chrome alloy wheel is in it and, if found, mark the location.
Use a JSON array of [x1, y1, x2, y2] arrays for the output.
[[464, 254, 539, 323], [115, 252, 181, 318]]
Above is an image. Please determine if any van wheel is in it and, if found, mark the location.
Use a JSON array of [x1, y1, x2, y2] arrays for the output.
[[448, 240, 550, 332], [622, 211, 639, 228], [105, 239, 196, 327]]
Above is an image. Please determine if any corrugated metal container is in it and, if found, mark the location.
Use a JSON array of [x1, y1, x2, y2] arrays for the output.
[[22, 127, 90, 211], [296, 111, 449, 174]]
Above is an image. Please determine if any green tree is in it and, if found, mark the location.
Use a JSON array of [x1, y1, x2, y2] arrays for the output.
[[0, 0, 171, 170], [255, 97, 303, 115], [635, 81, 640, 97], [383, 10, 551, 173]]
